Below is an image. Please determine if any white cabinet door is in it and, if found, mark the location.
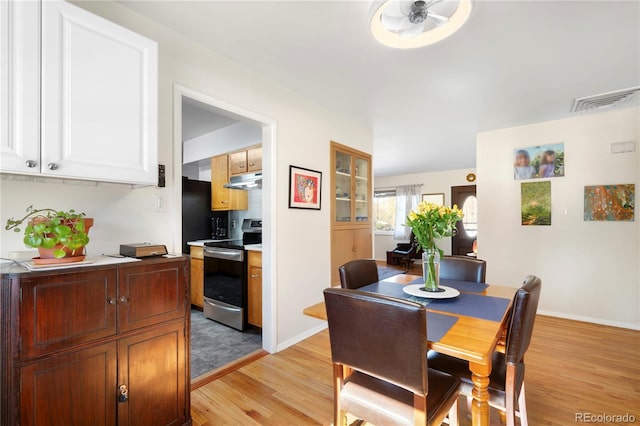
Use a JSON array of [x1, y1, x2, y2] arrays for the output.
[[0, 0, 40, 174], [41, 1, 158, 184]]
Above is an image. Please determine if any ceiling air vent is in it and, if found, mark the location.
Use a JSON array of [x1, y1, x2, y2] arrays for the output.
[[571, 86, 640, 113]]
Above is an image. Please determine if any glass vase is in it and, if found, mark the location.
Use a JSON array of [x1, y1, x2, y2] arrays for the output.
[[422, 249, 441, 292]]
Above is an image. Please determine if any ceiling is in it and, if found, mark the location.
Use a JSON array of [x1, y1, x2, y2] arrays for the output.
[[182, 97, 239, 141], [122, 1, 640, 176]]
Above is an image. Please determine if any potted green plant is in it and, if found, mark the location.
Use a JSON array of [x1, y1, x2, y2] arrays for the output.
[[5, 206, 94, 262]]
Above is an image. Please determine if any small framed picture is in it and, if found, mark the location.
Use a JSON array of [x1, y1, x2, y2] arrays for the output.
[[422, 193, 445, 206], [289, 165, 322, 210]]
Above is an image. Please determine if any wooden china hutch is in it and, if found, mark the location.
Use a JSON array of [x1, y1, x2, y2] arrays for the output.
[[0, 256, 191, 425], [330, 141, 373, 285]]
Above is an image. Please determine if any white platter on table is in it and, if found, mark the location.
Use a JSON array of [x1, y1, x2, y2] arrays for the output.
[[402, 284, 460, 299]]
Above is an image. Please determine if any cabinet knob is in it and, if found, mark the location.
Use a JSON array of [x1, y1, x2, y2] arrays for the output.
[[107, 298, 117, 305], [250, 274, 260, 278], [240, 164, 246, 168], [119, 296, 129, 303], [25, 160, 37, 168], [221, 200, 228, 204], [47, 163, 58, 171], [249, 162, 255, 167], [118, 384, 128, 403]]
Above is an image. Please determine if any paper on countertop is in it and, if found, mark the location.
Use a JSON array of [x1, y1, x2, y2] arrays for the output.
[[22, 255, 141, 272]]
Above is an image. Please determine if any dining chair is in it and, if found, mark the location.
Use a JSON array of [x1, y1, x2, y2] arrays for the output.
[[338, 259, 379, 289], [324, 288, 460, 426], [427, 275, 542, 426], [439, 255, 487, 283]]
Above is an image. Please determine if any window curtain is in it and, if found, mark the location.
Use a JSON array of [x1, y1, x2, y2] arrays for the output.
[[394, 184, 421, 240]]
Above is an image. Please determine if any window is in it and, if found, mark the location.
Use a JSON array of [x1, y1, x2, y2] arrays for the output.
[[374, 189, 396, 234]]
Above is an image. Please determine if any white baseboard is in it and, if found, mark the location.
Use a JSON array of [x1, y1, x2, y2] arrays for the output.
[[276, 322, 328, 352], [538, 309, 639, 330]]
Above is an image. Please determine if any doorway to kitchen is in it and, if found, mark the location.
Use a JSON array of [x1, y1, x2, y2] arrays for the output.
[[172, 85, 276, 384]]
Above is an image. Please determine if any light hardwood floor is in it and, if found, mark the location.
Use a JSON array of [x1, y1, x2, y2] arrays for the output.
[[191, 315, 639, 425]]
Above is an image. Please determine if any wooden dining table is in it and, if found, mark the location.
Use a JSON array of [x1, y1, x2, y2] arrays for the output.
[[303, 274, 518, 426]]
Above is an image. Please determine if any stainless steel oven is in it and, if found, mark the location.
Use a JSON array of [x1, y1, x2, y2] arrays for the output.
[[202, 219, 262, 331]]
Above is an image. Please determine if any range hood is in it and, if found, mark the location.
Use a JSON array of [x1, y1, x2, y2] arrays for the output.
[[223, 172, 262, 190]]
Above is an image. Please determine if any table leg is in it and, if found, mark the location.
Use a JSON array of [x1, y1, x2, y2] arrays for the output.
[[469, 361, 491, 426]]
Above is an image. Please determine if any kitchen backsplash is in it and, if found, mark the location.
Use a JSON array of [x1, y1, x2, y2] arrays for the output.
[[229, 189, 262, 240]]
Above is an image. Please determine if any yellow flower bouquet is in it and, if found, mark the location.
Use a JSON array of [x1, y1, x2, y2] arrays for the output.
[[405, 202, 463, 291]]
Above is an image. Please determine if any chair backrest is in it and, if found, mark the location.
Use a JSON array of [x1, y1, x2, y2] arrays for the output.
[[338, 259, 379, 290], [505, 275, 542, 365], [323, 288, 428, 394], [440, 256, 487, 283]]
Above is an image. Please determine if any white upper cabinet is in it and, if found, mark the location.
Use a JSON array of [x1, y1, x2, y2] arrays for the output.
[[0, 1, 158, 185], [0, 1, 41, 174]]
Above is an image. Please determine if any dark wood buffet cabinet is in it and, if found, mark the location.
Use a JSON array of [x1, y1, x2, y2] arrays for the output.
[[0, 256, 192, 425]]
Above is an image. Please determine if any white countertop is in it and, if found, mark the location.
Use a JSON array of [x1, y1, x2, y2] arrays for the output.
[[187, 239, 233, 247], [244, 244, 262, 252]]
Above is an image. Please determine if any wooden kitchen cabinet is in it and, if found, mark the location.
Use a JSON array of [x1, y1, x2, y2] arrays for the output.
[[229, 150, 248, 175], [229, 146, 262, 176], [247, 251, 263, 328], [0, 257, 191, 425], [331, 228, 373, 285], [247, 146, 262, 172], [211, 154, 248, 211], [330, 141, 373, 285], [190, 245, 204, 308], [0, 0, 159, 185]]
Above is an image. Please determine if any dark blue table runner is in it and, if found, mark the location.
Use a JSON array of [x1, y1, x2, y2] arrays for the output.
[[359, 280, 511, 329], [410, 277, 489, 293]]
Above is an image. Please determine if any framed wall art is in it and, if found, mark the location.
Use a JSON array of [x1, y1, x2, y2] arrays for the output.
[[289, 165, 322, 210], [514, 142, 565, 180], [584, 184, 635, 221], [422, 193, 445, 206], [521, 181, 551, 226]]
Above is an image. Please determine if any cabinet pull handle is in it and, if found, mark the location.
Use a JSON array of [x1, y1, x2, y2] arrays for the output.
[[240, 164, 246, 168], [47, 163, 59, 171], [25, 160, 37, 168], [118, 384, 128, 402], [119, 296, 129, 303], [221, 200, 228, 204], [107, 298, 117, 305], [249, 162, 255, 167], [250, 274, 259, 278]]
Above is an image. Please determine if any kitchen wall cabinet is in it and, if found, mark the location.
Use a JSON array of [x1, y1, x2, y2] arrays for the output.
[[0, 0, 159, 185], [0, 0, 40, 174], [247, 250, 262, 328], [229, 145, 262, 176], [190, 245, 204, 308], [0, 257, 191, 425], [211, 154, 248, 211], [330, 141, 373, 285]]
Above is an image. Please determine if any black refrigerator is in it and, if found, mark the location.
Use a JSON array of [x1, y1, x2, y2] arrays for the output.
[[181, 177, 228, 254]]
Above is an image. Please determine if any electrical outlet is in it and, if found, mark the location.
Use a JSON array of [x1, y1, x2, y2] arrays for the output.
[[154, 195, 166, 212], [231, 220, 236, 229]]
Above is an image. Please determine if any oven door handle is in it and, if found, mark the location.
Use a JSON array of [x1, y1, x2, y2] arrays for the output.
[[203, 248, 244, 261]]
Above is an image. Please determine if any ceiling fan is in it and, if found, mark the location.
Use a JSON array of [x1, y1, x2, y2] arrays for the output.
[[379, 0, 453, 38]]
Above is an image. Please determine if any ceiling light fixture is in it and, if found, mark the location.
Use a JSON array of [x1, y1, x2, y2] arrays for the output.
[[369, 0, 473, 49]]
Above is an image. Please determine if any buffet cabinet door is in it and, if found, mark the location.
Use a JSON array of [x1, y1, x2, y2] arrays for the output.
[[117, 322, 188, 426], [20, 269, 118, 360], [20, 342, 118, 426]]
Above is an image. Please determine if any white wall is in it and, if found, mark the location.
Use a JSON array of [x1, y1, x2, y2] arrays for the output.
[[477, 107, 639, 330], [182, 122, 262, 164], [374, 168, 476, 260], [0, 1, 372, 349]]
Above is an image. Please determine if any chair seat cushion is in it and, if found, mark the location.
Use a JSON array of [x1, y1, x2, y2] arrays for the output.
[[427, 351, 525, 407], [340, 369, 460, 425]]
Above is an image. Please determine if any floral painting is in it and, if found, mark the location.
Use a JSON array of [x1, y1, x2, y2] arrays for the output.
[[521, 181, 551, 226], [289, 166, 322, 210], [584, 184, 635, 221], [514, 143, 565, 180]]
